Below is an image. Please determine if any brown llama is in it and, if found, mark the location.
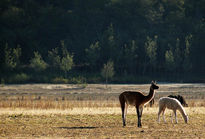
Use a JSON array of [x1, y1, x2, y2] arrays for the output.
[[119, 81, 159, 127]]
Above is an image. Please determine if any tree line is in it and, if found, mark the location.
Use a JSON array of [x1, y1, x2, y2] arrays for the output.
[[0, 0, 205, 83]]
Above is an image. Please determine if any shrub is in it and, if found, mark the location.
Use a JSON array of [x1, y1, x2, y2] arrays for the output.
[[30, 51, 47, 72], [9, 73, 30, 83], [51, 77, 69, 84]]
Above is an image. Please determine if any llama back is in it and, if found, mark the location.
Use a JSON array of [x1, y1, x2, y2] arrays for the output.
[[159, 97, 182, 110]]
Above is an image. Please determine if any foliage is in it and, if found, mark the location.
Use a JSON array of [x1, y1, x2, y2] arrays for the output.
[[101, 60, 115, 87], [30, 52, 47, 72], [9, 73, 30, 83], [85, 41, 101, 69], [165, 49, 175, 71], [0, 0, 205, 83], [144, 36, 158, 73], [48, 47, 61, 69], [51, 77, 69, 84], [4, 43, 21, 70], [60, 53, 73, 78], [183, 34, 192, 72]]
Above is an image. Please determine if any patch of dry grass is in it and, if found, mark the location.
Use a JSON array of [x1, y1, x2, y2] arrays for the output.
[[0, 83, 205, 110], [0, 111, 205, 138], [0, 107, 205, 115], [0, 98, 204, 110], [0, 83, 205, 138]]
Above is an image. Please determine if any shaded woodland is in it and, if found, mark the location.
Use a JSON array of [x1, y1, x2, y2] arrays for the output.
[[0, 0, 205, 83]]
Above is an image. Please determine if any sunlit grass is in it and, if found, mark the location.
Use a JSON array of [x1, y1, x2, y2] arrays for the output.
[[0, 84, 205, 138], [0, 112, 205, 138], [0, 107, 205, 116]]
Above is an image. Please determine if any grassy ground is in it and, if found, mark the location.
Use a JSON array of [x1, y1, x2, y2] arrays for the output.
[[0, 83, 205, 138], [0, 112, 205, 138]]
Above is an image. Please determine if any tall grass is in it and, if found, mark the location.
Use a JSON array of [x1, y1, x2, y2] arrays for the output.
[[0, 95, 204, 110], [0, 84, 205, 110], [0, 95, 120, 109]]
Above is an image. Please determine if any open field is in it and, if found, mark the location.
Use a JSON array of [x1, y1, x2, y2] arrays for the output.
[[0, 111, 205, 138], [0, 83, 205, 138]]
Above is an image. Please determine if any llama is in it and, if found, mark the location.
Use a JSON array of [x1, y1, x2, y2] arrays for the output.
[[119, 81, 159, 127], [158, 97, 188, 123], [149, 95, 188, 107], [168, 95, 188, 107]]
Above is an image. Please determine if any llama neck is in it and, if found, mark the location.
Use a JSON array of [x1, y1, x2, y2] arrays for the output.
[[178, 104, 187, 121], [144, 88, 155, 105]]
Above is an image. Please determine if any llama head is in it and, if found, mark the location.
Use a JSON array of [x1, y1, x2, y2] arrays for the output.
[[151, 81, 159, 90]]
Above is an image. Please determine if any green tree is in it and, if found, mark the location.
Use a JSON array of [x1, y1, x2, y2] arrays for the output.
[[101, 60, 114, 88], [48, 47, 61, 69], [144, 35, 158, 73], [165, 49, 175, 72], [60, 53, 73, 78], [4, 43, 21, 70], [30, 51, 47, 72], [123, 40, 138, 74], [174, 38, 183, 72], [101, 24, 118, 63], [183, 34, 192, 72], [85, 41, 101, 70]]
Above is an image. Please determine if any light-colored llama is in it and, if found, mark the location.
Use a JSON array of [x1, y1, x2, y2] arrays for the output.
[[158, 97, 188, 123]]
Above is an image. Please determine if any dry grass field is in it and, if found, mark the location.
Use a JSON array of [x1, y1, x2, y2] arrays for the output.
[[0, 83, 205, 138]]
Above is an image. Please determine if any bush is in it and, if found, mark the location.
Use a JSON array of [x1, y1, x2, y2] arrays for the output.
[[1, 78, 5, 86], [51, 76, 87, 88], [30, 51, 47, 72], [51, 77, 69, 84], [70, 76, 86, 84], [9, 73, 30, 83], [70, 76, 87, 88]]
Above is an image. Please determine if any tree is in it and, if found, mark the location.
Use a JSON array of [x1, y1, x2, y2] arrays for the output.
[[101, 24, 118, 63], [174, 38, 183, 72], [183, 34, 192, 72], [4, 43, 21, 70], [85, 41, 101, 70], [60, 53, 73, 78], [123, 40, 138, 74], [48, 47, 61, 69], [165, 49, 175, 72], [144, 35, 158, 73], [101, 60, 114, 88], [30, 51, 47, 72]]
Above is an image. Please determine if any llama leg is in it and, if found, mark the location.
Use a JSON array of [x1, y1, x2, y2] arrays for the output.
[[174, 110, 178, 123], [120, 101, 126, 127], [139, 106, 143, 127], [162, 109, 166, 123], [123, 104, 128, 127], [140, 106, 143, 117], [171, 112, 173, 123], [136, 107, 142, 127], [158, 107, 162, 123]]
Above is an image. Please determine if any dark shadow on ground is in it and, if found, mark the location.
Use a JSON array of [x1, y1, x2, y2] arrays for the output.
[[58, 126, 98, 129]]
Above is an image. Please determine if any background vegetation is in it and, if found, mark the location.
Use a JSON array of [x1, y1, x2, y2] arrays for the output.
[[0, 0, 205, 83]]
